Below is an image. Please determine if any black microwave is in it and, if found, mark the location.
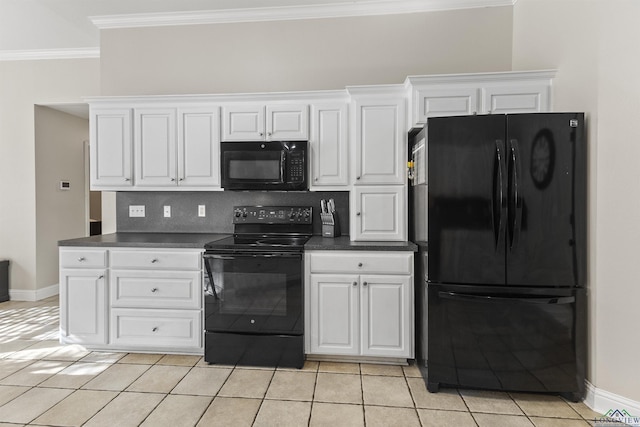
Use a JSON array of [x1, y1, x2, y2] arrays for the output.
[[220, 141, 307, 191]]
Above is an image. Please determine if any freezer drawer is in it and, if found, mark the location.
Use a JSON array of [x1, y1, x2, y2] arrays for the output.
[[427, 284, 586, 401]]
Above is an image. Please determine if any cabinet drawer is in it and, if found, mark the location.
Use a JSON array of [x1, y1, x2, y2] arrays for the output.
[[308, 251, 413, 275], [60, 249, 107, 269], [110, 270, 201, 309], [110, 308, 201, 349], [110, 250, 201, 270]]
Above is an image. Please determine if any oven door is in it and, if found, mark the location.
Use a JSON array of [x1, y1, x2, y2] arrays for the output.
[[203, 251, 303, 335]]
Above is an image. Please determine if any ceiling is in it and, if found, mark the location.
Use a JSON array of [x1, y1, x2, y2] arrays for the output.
[[0, 0, 512, 55]]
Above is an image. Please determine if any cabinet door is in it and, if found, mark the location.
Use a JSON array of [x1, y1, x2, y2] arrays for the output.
[[361, 274, 412, 358], [266, 104, 309, 141], [412, 87, 478, 125], [221, 105, 264, 141], [354, 98, 406, 185], [351, 186, 407, 241], [482, 83, 550, 114], [90, 108, 133, 189], [59, 269, 107, 345], [309, 103, 349, 188], [308, 274, 359, 355], [178, 107, 221, 187], [134, 108, 177, 187]]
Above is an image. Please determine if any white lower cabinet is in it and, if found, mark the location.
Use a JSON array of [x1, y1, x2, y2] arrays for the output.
[[59, 247, 203, 354], [305, 251, 414, 360], [59, 268, 108, 345]]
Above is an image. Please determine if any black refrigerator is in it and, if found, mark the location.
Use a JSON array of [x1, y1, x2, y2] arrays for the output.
[[411, 113, 587, 402]]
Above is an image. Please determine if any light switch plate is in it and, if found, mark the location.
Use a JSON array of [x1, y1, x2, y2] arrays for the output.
[[163, 206, 171, 218], [198, 205, 206, 217], [129, 205, 145, 217]]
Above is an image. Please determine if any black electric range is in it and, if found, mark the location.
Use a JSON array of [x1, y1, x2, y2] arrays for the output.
[[202, 206, 312, 368]]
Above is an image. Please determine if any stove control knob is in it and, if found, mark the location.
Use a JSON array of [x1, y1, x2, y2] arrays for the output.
[[303, 210, 310, 218], [234, 210, 242, 218], [242, 211, 248, 218]]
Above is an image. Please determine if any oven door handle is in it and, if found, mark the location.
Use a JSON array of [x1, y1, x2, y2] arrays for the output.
[[204, 252, 301, 259]]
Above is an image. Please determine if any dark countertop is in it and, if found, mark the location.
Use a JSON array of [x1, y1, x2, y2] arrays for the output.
[[58, 233, 230, 249], [305, 236, 418, 251]]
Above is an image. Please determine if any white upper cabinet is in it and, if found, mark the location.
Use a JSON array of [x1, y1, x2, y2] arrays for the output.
[[351, 185, 407, 241], [178, 107, 221, 188], [133, 106, 221, 190], [406, 70, 555, 129], [413, 87, 479, 120], [221, 104, 309, 141], [309, 102, 349, 188], [351, 93, 406, 185], [482, 82, 550, 114], [134, 108, 177, 187], [90, 108, 133, 189]]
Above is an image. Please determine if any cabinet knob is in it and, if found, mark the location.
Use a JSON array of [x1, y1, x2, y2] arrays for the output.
[[314, 177, 318, 182], [358, 263, 363, 267], [152, 327, 158, 332], [77, 257, 86, 262], [267, 132, 272, 136], [98, 275, 104, 280], [151, 258, 158, 263], [356, 176, 361, 180], [171, 178, 176, 182], [356, 212, 361, 216], [259, 132, 264, 136], [352, 281, 358, 286], [363, 281, 368, 287], [151, 288, 158, 293], [179, 178, 184, 181], [124, 178, 131, 182]]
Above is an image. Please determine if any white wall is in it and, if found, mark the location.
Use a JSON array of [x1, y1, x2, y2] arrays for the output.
[[513, 0, 640, 407], [35, 106, 89, 290], [100, 7, 513, 95], [0, 59, 99, 298]]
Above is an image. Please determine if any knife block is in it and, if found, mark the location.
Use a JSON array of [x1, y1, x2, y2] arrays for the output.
[[321, 211, 341, 238]]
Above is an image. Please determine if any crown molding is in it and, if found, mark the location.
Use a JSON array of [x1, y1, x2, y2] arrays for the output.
[[90, 0, 515, 29], [0, 48, 99, 62]]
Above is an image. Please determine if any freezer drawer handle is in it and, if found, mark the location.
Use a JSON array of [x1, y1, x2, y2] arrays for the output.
[[438, 291, 575, 305]]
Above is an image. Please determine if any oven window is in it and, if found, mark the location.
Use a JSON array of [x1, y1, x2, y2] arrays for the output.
[[229, 159, 281, 180], [211, 271, 287, 316]]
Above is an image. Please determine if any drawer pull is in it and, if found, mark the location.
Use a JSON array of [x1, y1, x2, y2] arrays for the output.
[[78, 257, 86, 262], [358, 263, 363, 267], [151, 258, 159, 264], [151, 288, 158, 293], [152, 327, 159, 332]]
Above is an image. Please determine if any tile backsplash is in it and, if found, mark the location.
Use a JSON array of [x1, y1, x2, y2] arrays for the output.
[[116, 191, 349, 235]]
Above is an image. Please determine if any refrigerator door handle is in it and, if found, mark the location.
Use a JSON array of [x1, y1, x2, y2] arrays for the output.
[[439, 291, 575, 305], [509, 138, 523, 250], [493, 139, 507, 250]]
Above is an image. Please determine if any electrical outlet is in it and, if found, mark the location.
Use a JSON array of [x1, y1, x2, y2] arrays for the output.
[[129, 205, 145, 217], [198, 205, 206, 217], [163, 206, 171, 218]]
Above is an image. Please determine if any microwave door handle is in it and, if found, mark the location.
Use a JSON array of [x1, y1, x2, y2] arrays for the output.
[[280, 151, 286, 183]]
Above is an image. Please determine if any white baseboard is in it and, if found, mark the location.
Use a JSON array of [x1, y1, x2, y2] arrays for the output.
[[585, 380, 640, 421], [9, 283, 59, 302]]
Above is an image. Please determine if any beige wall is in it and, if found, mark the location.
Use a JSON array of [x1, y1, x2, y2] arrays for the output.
[[35, 106, 89, 289], [100, 7, 513, 95], [0, 59, 99, 297], [513, 0, 640, 405]]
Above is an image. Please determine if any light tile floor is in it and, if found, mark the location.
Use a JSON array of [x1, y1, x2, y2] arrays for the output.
[[0, 297, 603, 426]]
